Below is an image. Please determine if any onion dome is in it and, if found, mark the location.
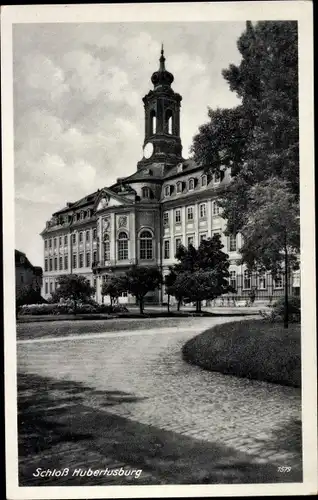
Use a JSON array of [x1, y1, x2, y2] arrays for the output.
[[151, 44, 174, 88]]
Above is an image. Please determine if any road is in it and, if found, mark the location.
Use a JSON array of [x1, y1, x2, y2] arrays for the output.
[[17, 316, 302, 483]]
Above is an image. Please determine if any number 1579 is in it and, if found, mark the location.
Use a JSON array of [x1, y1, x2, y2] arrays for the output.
[[277, 466, 291, 473]]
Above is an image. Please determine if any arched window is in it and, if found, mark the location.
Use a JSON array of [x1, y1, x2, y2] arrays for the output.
[[164, 185, 170, 197], [104, 233, 110, 261], [188, 178, 195, 191], [176, 181, 182, 194], [165, 109, 173, 134], [142, 186, 152, 199], [117, 232, 128, 261], [201, 175, 207, 187], [150, 110, 156, 134], [139, 230, 153, 260]]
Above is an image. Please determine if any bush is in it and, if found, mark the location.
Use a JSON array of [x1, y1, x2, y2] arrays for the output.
[[18, 302, 129, 316], [260, 295, 300, 323], [182, 319, 301, 387]]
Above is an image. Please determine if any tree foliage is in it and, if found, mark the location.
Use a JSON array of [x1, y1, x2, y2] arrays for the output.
[[240, 177, 300, 274], [191, 21, 299, 235], [124, 266, 162, 314], [101, 275, 126, 305], [53, 274, 95, 314], [166, 235, 234, 311]]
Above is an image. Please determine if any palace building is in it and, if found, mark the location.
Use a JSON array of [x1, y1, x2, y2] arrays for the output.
[[41, 47, 300, 305]]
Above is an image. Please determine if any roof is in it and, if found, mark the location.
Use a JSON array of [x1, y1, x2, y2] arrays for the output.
[[15, 249, 43, 274], [53, 190, 99, 215], [163, 158, 201, 180]]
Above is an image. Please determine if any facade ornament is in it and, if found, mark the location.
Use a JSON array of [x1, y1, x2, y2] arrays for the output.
[[103, 216, 110, 231], [118, 215, 127, 228]]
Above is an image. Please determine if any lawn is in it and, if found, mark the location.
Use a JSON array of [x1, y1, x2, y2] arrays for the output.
[[16, 317, 192, 341], [182, 320, 301, 387]]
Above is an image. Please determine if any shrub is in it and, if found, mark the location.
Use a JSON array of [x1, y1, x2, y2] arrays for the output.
[[18, 302, 129, 316], [260, 295, 300, 323]]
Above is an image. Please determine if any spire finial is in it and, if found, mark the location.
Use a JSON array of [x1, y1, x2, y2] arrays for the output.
[[159, 43, 165, 71]]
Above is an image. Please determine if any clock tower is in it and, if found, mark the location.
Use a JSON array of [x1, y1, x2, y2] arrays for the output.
[[137, 45, 183, 171]]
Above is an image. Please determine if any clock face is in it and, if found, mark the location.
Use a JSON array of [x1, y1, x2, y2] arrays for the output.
[[143, 142, 154, 159]]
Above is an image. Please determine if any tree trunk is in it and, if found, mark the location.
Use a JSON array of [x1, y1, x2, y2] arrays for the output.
[[139, 297, 144, 315], [74, 299, 77, 316], [196, 300, 202, 313], [167, 294, 170, 313], [177, 298, 181, 311], [284, 233, 289, 329]]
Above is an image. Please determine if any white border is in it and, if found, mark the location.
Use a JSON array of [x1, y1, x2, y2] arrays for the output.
[[2, 2, 317, 498]]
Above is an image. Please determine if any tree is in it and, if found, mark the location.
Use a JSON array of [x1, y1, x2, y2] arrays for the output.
[[191, 21, 299, 234], [239, 177, 300, 328], [124, 266, 162, 314], [172, 269, 234, 313], [53, 274, 95, 315], [101, 275, 126, 306], [170, 235, 234, 311], [16, 284, 46, 317]]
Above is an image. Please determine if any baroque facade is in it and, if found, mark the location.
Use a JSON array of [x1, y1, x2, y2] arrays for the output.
[[41, 48, 300, 304]]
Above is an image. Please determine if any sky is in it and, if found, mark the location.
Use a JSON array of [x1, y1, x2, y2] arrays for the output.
[[13, 21, 245, 267]]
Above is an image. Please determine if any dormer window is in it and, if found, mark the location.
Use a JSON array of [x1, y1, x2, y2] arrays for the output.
[[214, 171, 221, 184], [201, 174, 207, 187], [177, 163, 183, 173], [142, 186, 152, 199], [164, 185, 171, 197], [176, 181, 182, 194], [188, 178, 195, 191], [80, 211, 85, 220]]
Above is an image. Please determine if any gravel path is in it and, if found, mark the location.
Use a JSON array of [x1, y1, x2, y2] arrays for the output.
[[18, 316, 301, 469]]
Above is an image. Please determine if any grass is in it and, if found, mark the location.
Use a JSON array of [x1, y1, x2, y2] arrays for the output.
[[182, 320, 301, 387]]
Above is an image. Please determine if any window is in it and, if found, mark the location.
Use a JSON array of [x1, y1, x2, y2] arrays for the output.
[[214, 171, 221, 183], [258, 273, 267, 289], [49, 239, 52, 248], [72, 254, 77, 269], [150, 109, 156, 134], [200, 233, 207, 242], [164, 240, 170, 259], [86, 230, 90, 242], [93, 278, 97, 292], [80, 211, 84, 220], [59, 236, 62, 245], [44, 240, 47, 250], [212, 201, 220, 216], [50, 282, 53, 293], [243, 270, 251, 290], [64, 255, 68, 270], [64, 235, 68, 245], [49, 258, 53, 271], [188, 178, 195, 191], [104, 234, 110, 261], [175, 238, 182, 251], [44, 259, 48, 272], [163, 211, 169, 226], [199, 203, 206, 219], [230, 271, 237, 290], [187, 236, 194, 246], [93, 228, 97, 240], [142, 186, 152, 199], [176, 181, 182, 194], [274, 274, 283, 289], [59, 257, 63, 270], [139, 230, 153, 260], [72, 233, 76, 244], [165, 109, 173, 134], [201, 175, 207, 187], [187, 206, 194, 221], [118, 232, 128, 260], [54, 238, 57, 248], [175, 209, 181, 224], [93, 250, 97, 264], [79, 232, 83, 243], [164, 185, 170, 197], [79, 253, 84, 268], [45, 282, 48, 294], [229, 234, 237, 252], [86, 252, 91, 268], [54, 257, 57, 270]]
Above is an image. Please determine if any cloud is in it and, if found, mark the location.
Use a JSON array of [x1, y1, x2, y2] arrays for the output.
[[13, 21, 246, 265]]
